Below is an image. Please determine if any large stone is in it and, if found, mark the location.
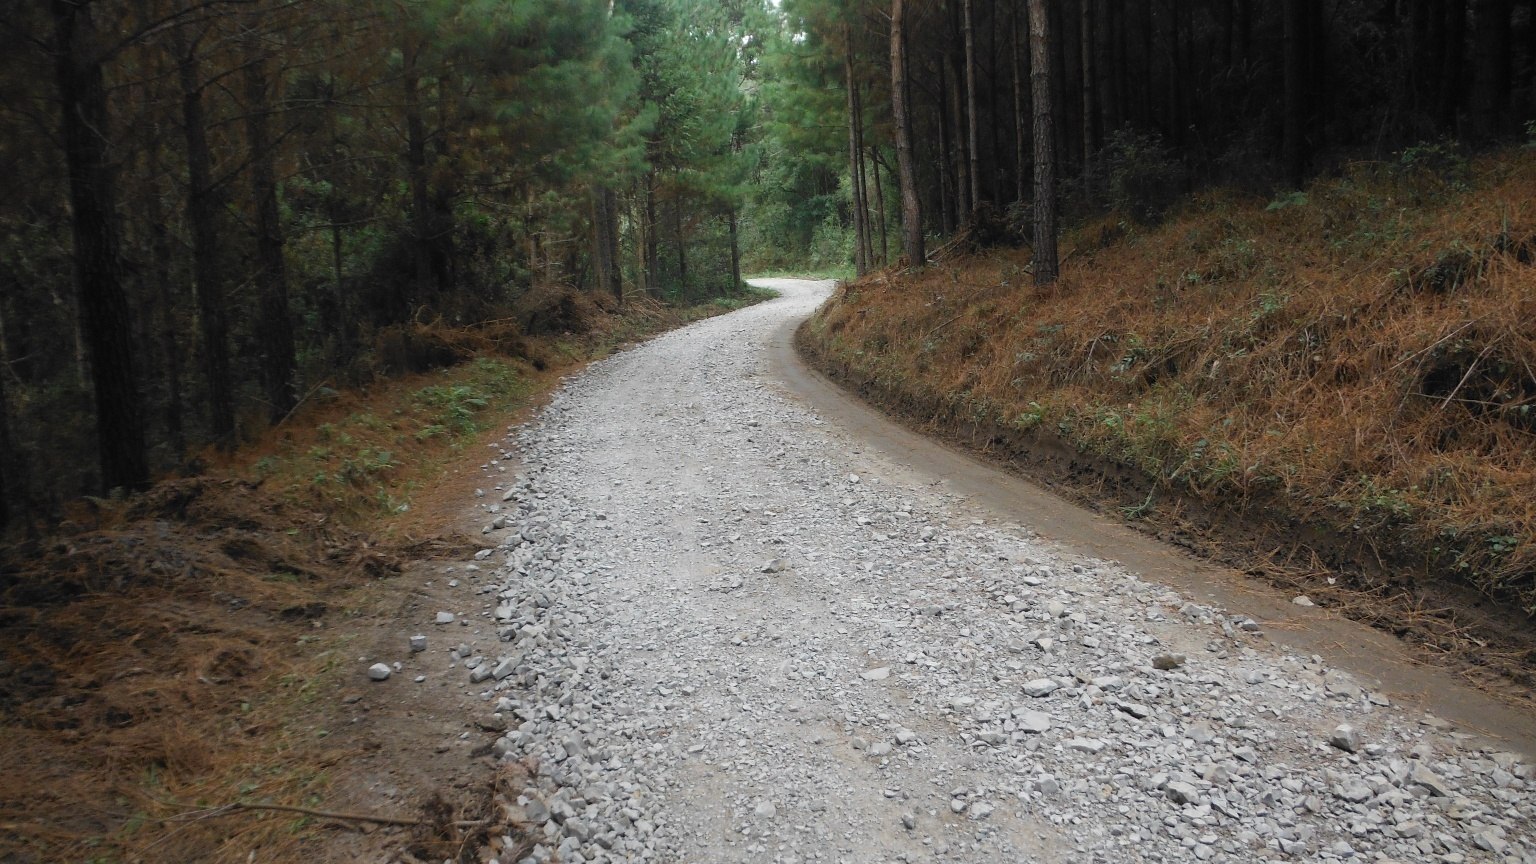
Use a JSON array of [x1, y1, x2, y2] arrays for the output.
[[1329, 724, 1362, 753], [1023, 678, 1060, 698]]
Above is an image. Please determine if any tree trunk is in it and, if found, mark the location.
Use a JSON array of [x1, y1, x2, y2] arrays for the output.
[[946, 33, 971, 219], [591, 185, 622, 303], [1081, 0, 1098, 174], [1029, 0, 1058, 285], [403, 39, 434, 304], [143, 142, 186, 461], [871, 149, 889, 265], [174, 27, 235, 445], [890, 0, 925, 265], [1283, 0, 1307, 187], [0, 300, 15, 526], [1439, 0, 1467, 131], [1470, 0, 1513, 140], [673, 188, 687, 297], [845, 28, 868, 276], [1012, 1, 1029, 205], [244, 40, 297, 422], [52, 0, 149, 492], [1105, 0, 1124, 136], [854, 91, 878, 265], [728, 208, 741, 291], [963, 0, 981, 215], [937, 62, 956, 234], [644, 173, 660, 297]]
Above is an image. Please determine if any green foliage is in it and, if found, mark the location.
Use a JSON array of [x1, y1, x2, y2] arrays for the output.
[[1266, 191, 1309, 211], [1102, 129, 1187, 224]]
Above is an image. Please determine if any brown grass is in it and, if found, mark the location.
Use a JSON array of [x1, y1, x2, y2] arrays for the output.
[[0, 286, 772, 863], [807, 148, 1536, 622]]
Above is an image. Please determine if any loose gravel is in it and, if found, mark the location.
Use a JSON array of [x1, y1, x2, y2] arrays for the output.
[[395, 279, 1536, 864]]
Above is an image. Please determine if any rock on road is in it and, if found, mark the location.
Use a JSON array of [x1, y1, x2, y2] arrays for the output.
[[448, 279, 1535, 864]]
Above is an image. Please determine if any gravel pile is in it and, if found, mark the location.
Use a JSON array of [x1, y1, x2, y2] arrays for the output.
[[391, 280, 1535, 864]]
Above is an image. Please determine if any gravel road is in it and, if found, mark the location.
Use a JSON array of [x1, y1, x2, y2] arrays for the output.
[[434, 279, 1534, 864]]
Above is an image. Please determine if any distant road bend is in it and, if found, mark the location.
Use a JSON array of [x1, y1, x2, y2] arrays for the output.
[[460, 278, 1535, 864]]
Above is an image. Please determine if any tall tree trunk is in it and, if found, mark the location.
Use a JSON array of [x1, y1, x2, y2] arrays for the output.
[[946, 32, 971, 220], [1105, 0, 1124, 135], [937, 62, 956, 234], [174, 28, 235, 445], [591, 185, 622, 303], [845, 28, 868, 276], [673, 189, 687, 297], [144, 142, 186, 461], [0, 299, 15, 526], [871, 149, 889, 265], [244, 40, 297, 422], [1470, 0, 1513, 140], [727, 208, 741, 290], [1439, 0, 1468, 131], [644, 172, 660, 297], [52, 0, 149, 492], [1283, 0, 1306, 187], [854, 88, 878, 267], [1053, 0, 1074, 174], [403, 39, 434, 304], [964, 0, 981, 215], [1029, 0, 1058, 285], [1081, 0, 1098, 175], [890, 0, 925, 265], [1012, 1, 1030, 205]]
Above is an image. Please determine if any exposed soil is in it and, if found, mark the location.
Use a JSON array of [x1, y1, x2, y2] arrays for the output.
[[786, 294, 1536, 758], [0, 474, 527, 864]]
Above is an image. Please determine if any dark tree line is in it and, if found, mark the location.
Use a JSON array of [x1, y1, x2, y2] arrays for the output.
[[766, 0, 1536, 280], [0, 0, 764, 520]]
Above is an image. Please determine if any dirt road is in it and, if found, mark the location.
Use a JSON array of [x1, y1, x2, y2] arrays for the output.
[[428, 278, 1534, 864]]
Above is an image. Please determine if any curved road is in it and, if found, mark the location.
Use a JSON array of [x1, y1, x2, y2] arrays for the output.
[[470, 279, 1535, 864]]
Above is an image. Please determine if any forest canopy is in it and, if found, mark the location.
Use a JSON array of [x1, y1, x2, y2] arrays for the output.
[[1, 0, 1532, 518]]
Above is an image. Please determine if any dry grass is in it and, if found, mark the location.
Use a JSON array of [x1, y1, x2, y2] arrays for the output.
[[808, 148, 1536, 620], [0, 286, 773, 863]]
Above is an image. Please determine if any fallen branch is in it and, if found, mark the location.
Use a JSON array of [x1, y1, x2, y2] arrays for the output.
[[160, 801, 487, 829], [274, 379, 333, 429]]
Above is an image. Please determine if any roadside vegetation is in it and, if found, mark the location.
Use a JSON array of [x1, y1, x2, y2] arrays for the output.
[[0, 289, 767, 864], [801, 146, 1536, 681]]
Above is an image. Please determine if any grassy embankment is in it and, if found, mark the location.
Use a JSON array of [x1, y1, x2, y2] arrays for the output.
[[800, 149, 1536, 684], [0, 286, 772, 864]]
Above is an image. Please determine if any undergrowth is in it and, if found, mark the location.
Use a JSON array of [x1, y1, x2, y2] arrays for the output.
[[806, 147, 1536, 619], [0, 286, 771, 863]]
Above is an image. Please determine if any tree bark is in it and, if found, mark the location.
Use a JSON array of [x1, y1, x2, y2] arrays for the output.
[[727, 207, 741, 290], [143, 140, 186, 461], [1283, 0, 1307, 187], [591, 185, 622, 303], [1012, 1, 1029, 205], [52, 0, 150, 492], [946, 28, 971, 219], [1029, 0, 1058, 285], [0, 299, 15, 525], [871, 149, 888, 265], [963, 0, 981, 215], [673, 187, 687, 297], [173, 25, 235, 446], [403, 38, 434, 304], [644, 172, 660, 297], [1081, 0, 1098, 172], [937, 62, 956, 234], [845, 28, 868, 276], [1470, 0, 1513, 140], [244, 38, 297, 422], [890, 0, 925, 266], [1438, 0, 1467, 131]]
